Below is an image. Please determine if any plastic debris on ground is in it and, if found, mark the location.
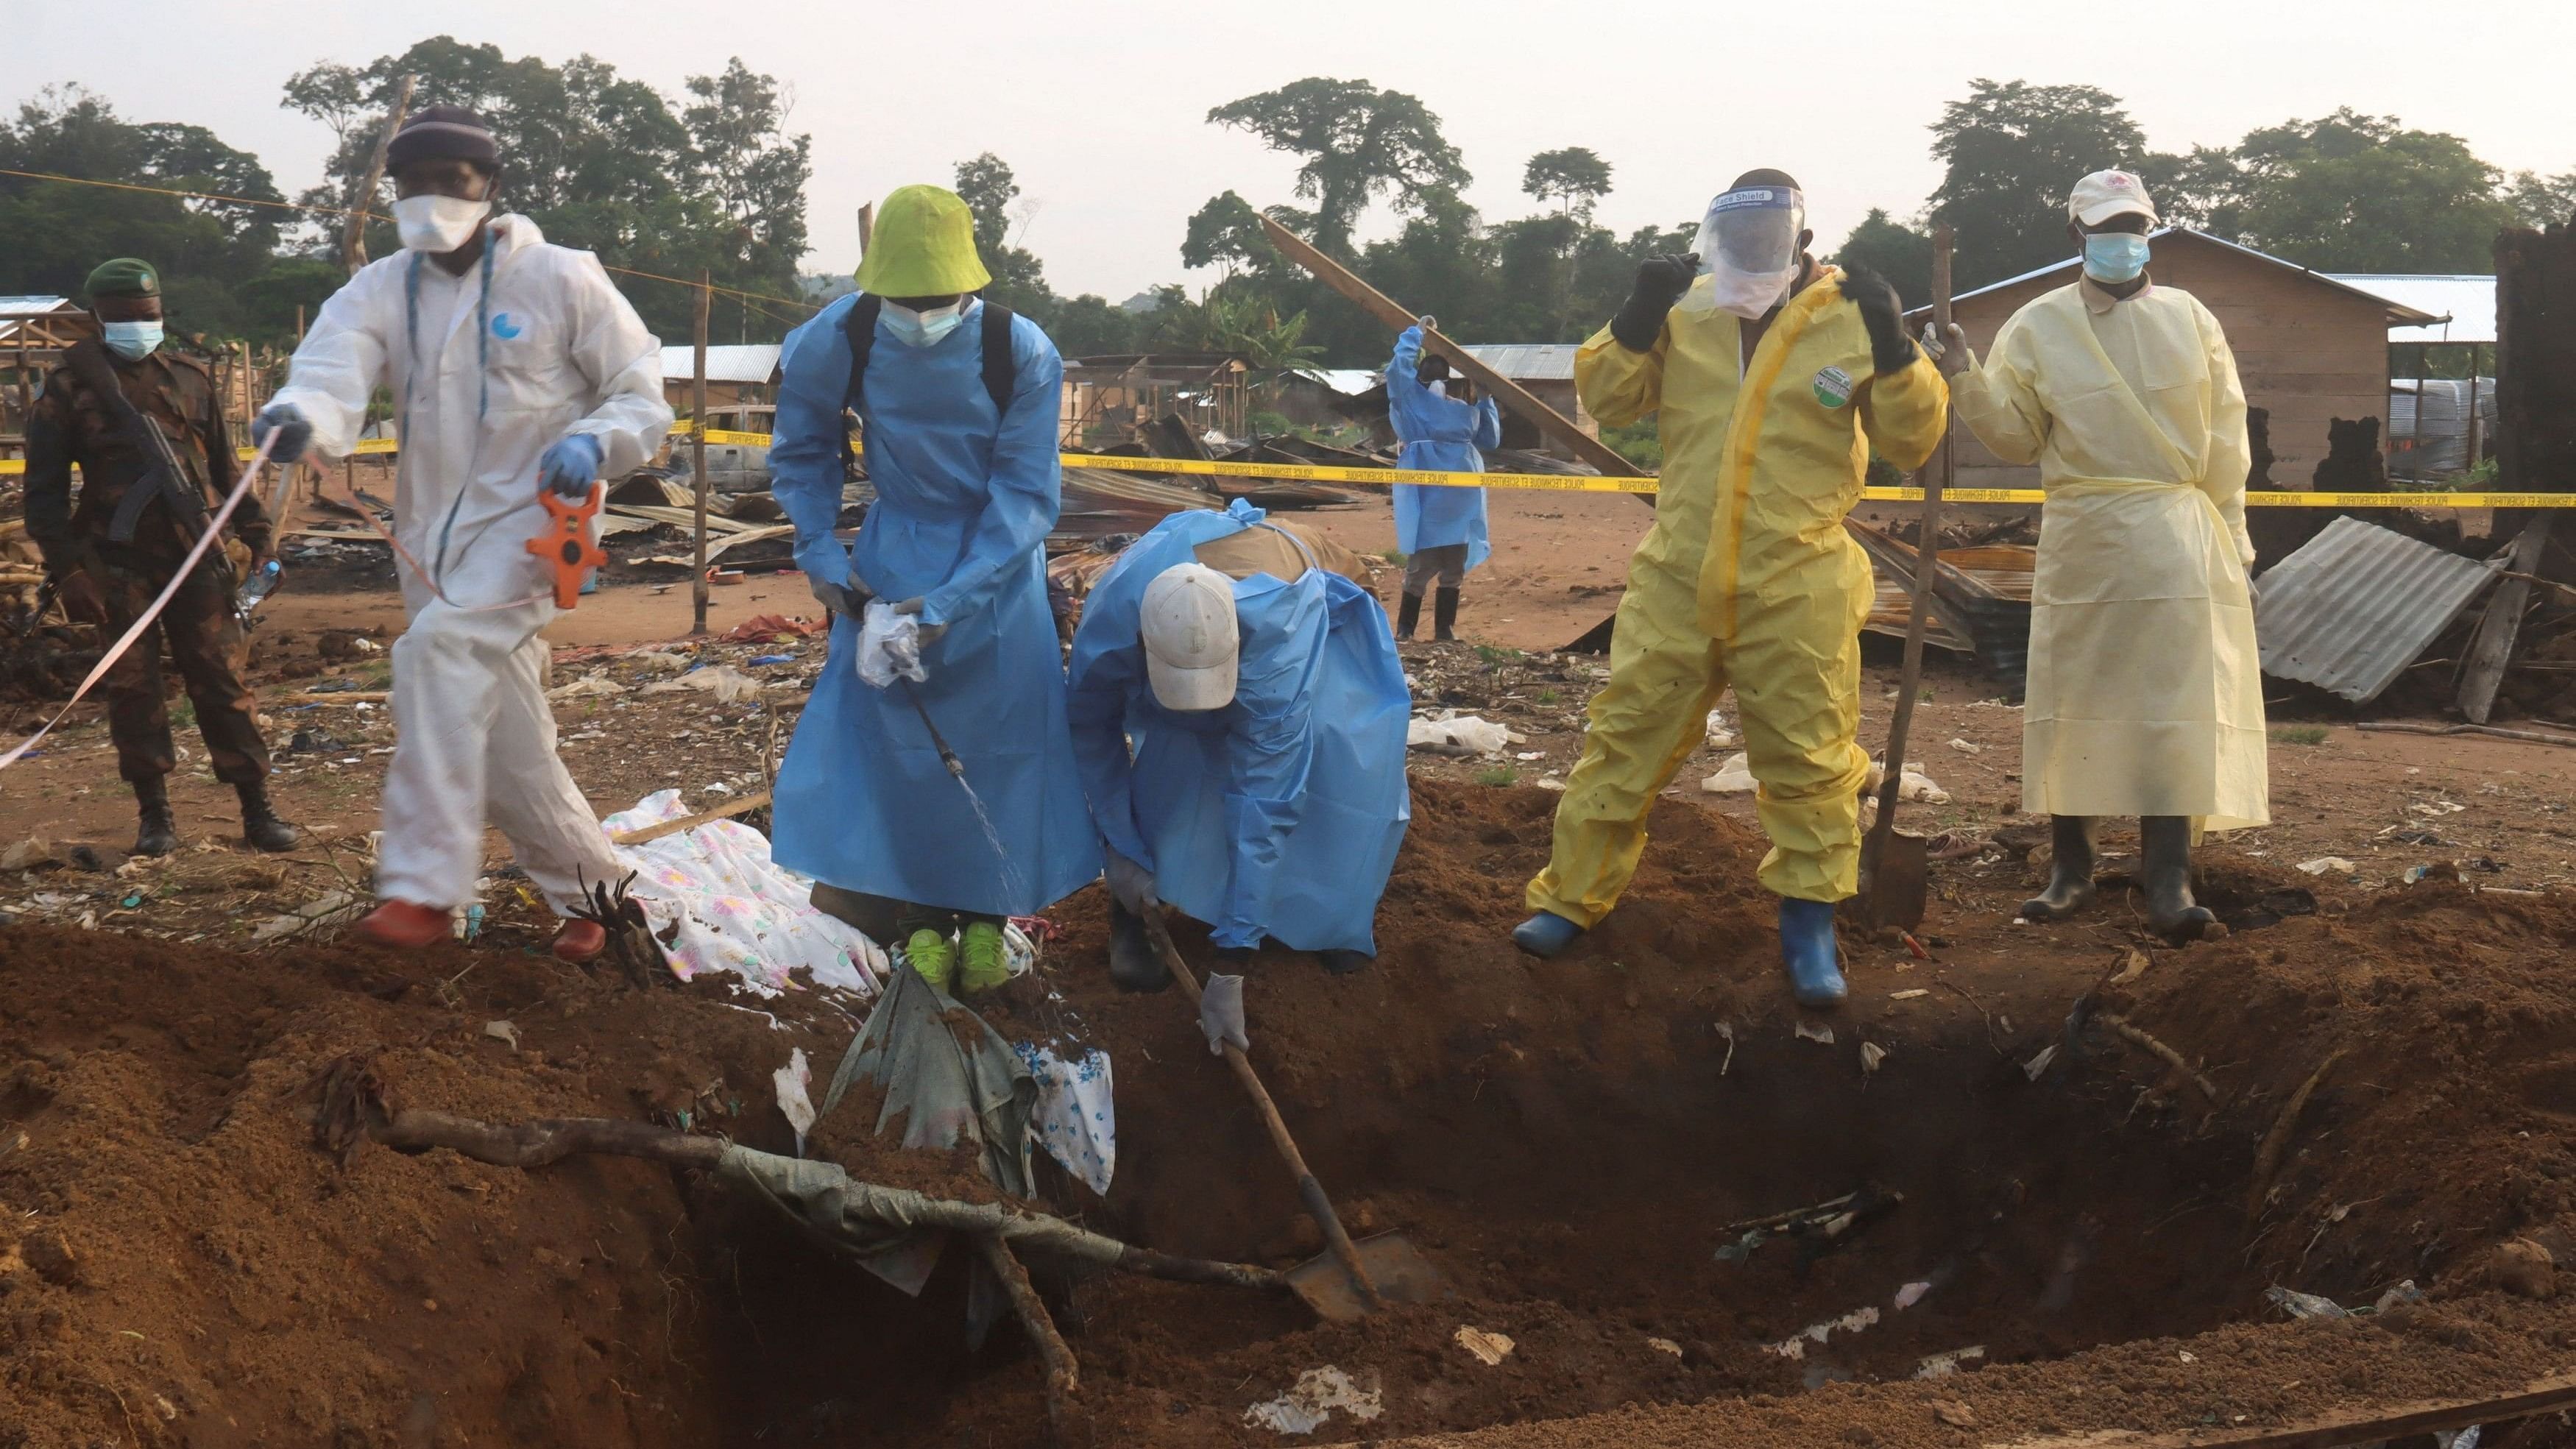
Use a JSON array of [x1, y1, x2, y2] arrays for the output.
[[1705, 709, 1737, 750], [1915, 1345, 1987, 1379], [2297, 857, 2358, 876], [1769, 1305, 1880, 1358], [641, 664, 763, 704], [1946, 737, 1983, 754], [1893, 1280, 1932, 1309], [1702, 752, 1757, 794], [545, 672, 629, 700], [774, 1047, 817, 1155], [1012, 1041, 1116, 1196], [1794, 1019, 1836, 1046], [1406, 712, 1519, 757], [482, 1020, 520, 1051], [1243, 1367, 1384, 1435], [1863, 759, 1951, 804], [1454, 1326, 1515, 1366], [600, 790, 888, 996]]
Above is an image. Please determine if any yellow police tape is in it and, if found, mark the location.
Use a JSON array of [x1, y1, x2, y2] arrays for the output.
[[11, 428, 2571, 510]]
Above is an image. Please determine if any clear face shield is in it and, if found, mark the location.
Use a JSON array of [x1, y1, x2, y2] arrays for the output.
[[1678, 185, 1806, 320]]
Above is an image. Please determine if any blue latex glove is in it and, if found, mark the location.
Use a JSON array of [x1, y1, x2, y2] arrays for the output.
[[537, 433, 604, 499], [251, 403, 312, 464]]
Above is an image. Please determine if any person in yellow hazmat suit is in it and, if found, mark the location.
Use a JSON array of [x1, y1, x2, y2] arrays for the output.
[[1512, 170, 1949, 1007], [1925, 170, 2265, 938]]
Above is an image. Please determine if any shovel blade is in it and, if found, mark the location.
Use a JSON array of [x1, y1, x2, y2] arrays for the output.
[[1855, 829, 1931, 932], [1284, 1233, 1445, 1322]]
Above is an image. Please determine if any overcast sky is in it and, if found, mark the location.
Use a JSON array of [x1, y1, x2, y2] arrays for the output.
[[17, 0, 2575, 303]]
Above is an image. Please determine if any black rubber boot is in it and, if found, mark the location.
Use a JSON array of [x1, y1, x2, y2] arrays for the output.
[[1316, 949, 1373, 976], [1106, 900, 1171, 993], [131, 776, 178, 857], [1433, 586, 1460, 642], [1395, 591, 1422, 640], [237, 779, 301, 853], [2140, 815, 2218, 938], [2018, 815, 2097, 921]]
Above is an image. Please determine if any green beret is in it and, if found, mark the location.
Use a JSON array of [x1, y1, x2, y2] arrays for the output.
[[84, 258, 160, 301]]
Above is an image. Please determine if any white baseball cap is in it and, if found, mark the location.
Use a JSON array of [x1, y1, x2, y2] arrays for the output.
[[1140, 563, 1239, 711], [2067, 170, 2157, 227]]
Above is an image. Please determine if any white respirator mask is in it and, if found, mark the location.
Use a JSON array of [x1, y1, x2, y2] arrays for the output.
[[883, 299, 969, 348], [1678, 185, 1806, 321], [392, 194, 493, 253]]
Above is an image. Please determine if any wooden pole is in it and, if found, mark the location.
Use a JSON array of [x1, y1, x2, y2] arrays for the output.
[[691, 269, 712, 635], [857, 202, 874, 252], [1257, 214, 1645, 482], [342, 75, 416, 277]]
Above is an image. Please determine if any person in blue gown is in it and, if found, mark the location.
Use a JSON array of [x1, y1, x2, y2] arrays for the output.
[[1386, 322, 1501, 642], [1067, 500, 1411, 990], [768, 184, 1098, 993]]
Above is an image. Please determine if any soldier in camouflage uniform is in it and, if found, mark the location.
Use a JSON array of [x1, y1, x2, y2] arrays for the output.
[[22, 258, 300, 855]]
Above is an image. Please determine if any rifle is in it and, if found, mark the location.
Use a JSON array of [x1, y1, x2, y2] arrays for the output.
[[60, 340, 236, 592]]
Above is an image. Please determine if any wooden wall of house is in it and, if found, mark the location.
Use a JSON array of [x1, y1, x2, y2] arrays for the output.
[[1943, 233, 2390, 492]]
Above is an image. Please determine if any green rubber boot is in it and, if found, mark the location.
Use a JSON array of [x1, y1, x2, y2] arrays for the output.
[[905, 928, 955, 992], [958, 920, 1011, 993]]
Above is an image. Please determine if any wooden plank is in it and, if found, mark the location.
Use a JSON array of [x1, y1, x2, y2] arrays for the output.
[[1257, 215, 1646, 482], [2458, 512, 2556, 723], [609, 790, 770, 846], [607, 503, 762, 535]]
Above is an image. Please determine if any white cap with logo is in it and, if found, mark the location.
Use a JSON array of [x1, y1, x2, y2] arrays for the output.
[[2067, 170, 2158, 227], [1140, 562, 1240, 712]]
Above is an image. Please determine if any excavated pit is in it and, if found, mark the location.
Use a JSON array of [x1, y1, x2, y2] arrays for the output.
[[7, 781, 2576, 1447]]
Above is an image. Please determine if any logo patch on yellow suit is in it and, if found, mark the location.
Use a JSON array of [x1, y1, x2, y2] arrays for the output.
[[1811, 365, 1853, 409]]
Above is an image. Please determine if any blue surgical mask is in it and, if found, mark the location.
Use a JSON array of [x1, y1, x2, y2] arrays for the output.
[[102, 320, 163, 360], [882, 299, 967, 348], [2082, 233, 2151, 286]]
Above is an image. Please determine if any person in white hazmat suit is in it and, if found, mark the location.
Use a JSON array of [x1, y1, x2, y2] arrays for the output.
[[1927, 169, 2266, 936], [251, 106, 673, 960]]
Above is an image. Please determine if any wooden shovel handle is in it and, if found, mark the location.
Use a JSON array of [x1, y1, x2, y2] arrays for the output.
[[1136, 907, 1385, 1310]]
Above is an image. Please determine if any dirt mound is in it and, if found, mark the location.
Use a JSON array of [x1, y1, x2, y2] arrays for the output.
[[8, 782, 2576, 1447]]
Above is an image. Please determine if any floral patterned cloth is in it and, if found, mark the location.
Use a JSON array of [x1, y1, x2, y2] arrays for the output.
[[1013, 1042, 1115, 1195], [601, 790, 890, 996]]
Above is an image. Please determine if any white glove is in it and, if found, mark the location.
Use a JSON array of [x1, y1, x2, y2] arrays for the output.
[[1919, 322, 1975, 377], [854, 598, 927, 690]]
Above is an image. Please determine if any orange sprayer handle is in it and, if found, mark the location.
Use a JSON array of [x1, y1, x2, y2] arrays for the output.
[[526, 484, 606, 610]]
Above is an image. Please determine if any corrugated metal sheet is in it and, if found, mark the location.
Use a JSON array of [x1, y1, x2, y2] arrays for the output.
[[0, 296, 74, 316], [2326, 274, 2494, 345], [1460, 344, 1579, 381], [655, 344, 781, 386], [1292, 367, 1379, 396], [2254, 514, 2504, 702]]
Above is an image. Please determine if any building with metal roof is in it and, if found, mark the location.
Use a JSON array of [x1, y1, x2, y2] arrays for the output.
[[656, 344, 782, 410], [2324, 274, 2494, 347]]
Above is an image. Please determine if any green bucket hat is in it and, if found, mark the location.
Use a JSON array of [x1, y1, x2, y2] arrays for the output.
[[85, 258, 161, 301], [854, 185, 992, 298]]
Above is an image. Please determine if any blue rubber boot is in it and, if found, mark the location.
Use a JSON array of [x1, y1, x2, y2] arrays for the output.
[[1778, 897, 1847, 1007], [1512, 910, 1585, 958]]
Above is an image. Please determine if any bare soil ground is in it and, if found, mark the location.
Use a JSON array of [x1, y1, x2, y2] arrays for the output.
[[7, 492, 2576, 1447]]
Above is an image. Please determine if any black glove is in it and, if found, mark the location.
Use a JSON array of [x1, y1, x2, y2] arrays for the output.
[[1840, 264, 1916, 375], [1610, 252, 1699, 352]]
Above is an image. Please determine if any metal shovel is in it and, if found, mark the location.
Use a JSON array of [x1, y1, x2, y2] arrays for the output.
[[1855, 225, 1955, 932], [1134, 908, 1445, 1321]]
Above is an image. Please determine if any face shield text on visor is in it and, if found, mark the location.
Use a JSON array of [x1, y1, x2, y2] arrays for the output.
[[1678, 185, 1805, 321]]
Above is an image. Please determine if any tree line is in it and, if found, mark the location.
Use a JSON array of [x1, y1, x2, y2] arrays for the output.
[[1, 37, 808, 349], [6, 52, 2571, 375]]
